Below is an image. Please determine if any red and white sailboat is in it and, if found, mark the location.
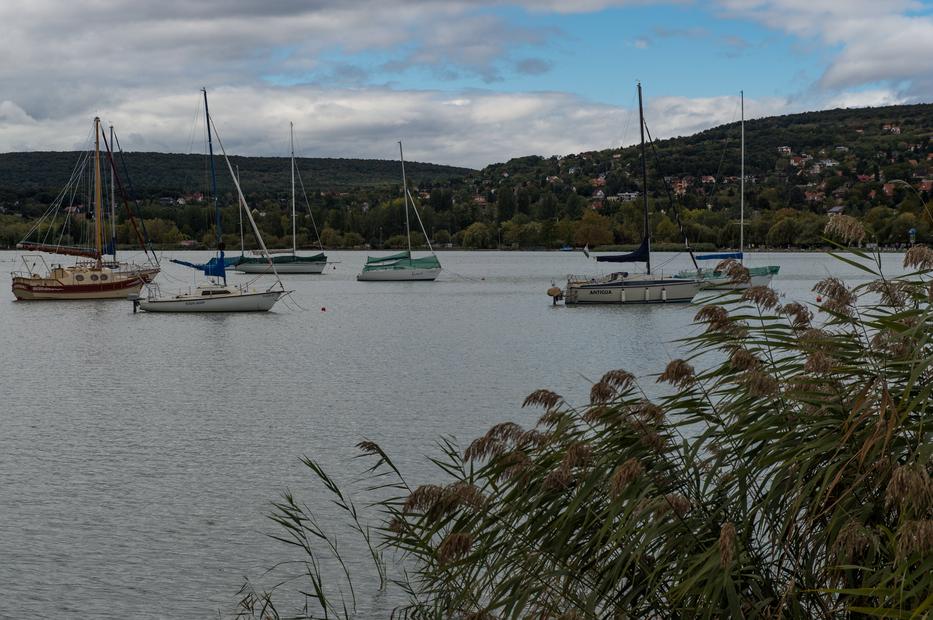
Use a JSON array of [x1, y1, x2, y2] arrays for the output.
[[12, 117, 160, 300]]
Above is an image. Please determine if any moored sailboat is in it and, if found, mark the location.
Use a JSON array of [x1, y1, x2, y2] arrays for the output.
[[135, 89, 289, 313], [234, 122, 328, 274], [557, 83, 700, 305], [677, 91, 780, 289], [12, 117, 160, 300], [358, 142, 441, 281]]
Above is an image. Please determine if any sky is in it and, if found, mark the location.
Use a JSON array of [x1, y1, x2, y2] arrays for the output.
[[1, 0, 932, 168]]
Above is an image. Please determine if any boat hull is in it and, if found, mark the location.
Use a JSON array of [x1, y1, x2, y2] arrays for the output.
[[357, 267, 441, 281], [564, 276, 700, 305], [12, 273, 146, 300], [235, 261, 326, 274], [137, 290, 284, 312], [678, 266, 779, 290]]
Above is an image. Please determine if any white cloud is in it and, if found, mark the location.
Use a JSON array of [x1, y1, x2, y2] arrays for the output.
[[715, 0, 933, 97]]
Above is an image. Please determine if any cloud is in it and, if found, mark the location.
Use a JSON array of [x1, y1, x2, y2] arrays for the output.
[[714, 0, 933, 97], [515, 58, 554, 75]]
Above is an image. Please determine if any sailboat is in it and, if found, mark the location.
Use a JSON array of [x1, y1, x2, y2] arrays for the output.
[[557, 83, 700, 305], [234, 123, 327, 274], [677, 91, 779, 289], [135, 89, 289, 313], [12, 117, 160, 300], [357, 141, 441, 281]]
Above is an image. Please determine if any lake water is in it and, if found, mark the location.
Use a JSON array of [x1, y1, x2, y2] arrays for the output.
[[0, 249, 906, 618]]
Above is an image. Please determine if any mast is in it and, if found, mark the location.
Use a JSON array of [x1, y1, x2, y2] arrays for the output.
[[637, 82, 651, 275], [202, 87, 224, 283], [109, 124, 117, 261], [740, 90, 745, 261], [291, 122, 296, 255], [94, 117, 103, 264], [399, 141, 412, 255], [236, 165, 244, 255]]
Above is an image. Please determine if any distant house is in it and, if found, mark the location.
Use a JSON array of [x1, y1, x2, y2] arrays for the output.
[[701, 175, 716, 184], [594, 189, 606, 199], [672, 178, 690, 196], [546, 175, 560, 183], [804, 190, 825, 203], [179, 239, 198, 248], [592, 176, 606, 187], [473, 195, 487, 205], [820, 159, 839, 167], [882, 124, 902, 135], [835, 145, 849, 153], [618, 191, 640, 202], [612, 153, 622, 160], [777, 146, 792, 156], [828, 205, 845, 215], [883, 183, 896, 197], [809, 164, 823, 175], [919, 180, 933, 193], [857, 174, 873, 183], [855, 128, 865, 134], [790, 155, 812, 168], [159, 197, 174, 205]]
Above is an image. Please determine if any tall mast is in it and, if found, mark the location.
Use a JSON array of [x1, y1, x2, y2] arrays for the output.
[[399, 141, 412, 255], [291, 122, 296, 255], [109, 124, 117, 260], [637, 82, 651, 275], [236, 164, 244, 255], [740, 90, 745, 261], [94, 117, 103, 264], [202, 88, 224, 283]]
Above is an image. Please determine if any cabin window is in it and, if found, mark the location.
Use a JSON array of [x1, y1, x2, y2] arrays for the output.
[[75, 275, 85, 281], [90, 274, 99, 281], [100, 274, 108, 281]]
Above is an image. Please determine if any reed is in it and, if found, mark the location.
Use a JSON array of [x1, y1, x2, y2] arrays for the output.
[[239, 233, 932, 619]]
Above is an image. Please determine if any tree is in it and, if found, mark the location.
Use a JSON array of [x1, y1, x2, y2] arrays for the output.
[[766, 217, 800, 247], [496, 188, 515, 223], [461, 222, 494, 248], [573, 210, 613, 247]]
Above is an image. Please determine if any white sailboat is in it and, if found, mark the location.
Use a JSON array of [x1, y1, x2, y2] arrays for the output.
[[234, 123, 327, 274], [557, 83, 700, 305], [357, 141, 441, 281], [135, 89, 290, 313], [677, 91, 779, 289]]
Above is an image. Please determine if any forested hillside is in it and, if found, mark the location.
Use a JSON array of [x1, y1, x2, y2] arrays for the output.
[[1, 103, 930, 250]]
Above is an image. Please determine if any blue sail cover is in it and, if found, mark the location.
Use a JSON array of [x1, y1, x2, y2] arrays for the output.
[[595, 237, 650, 263], [695, 252, 743, 261], [170, 251, 234, 278]]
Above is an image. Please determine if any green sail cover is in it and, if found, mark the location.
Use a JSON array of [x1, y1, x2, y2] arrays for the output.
[[236, 252, 327, 265], [361, 251, 441, 272]]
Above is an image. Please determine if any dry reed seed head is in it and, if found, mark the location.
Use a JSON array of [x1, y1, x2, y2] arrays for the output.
[[516, 429, 548, 448], [543, 464, 573, 492], [537, 408, 567, 428], [497, 449, 531, 482], [557, 612, 584, 620], [522, 389, 563, 411], [599, 369, 636, 392], [904, 244, 933, 270], [813, 277, 857, 315], [885, 463, 933, 514], [742, 285, 780, 311], [437, 531, 473, 565], [895, 519, 933, 561], [730, 348, 760, 371], [719, 522, 737, 569], [609, 458, 644, 498], [833, 519, 873, 562], [804, 351, 834, 374], [582, 404, 614, 424], [404, 484, 446, 513], [653, 493, 691, 519], [865, 279, 911, 307], [824, 214, 867, 245], [387, 517, 405, 534], [741, 370, 779, 397], [782, 302, 812, 329], [716, 259, 751, 284], [657, 359, 696, 389], [356, 440, 381, 456], [446, 481, 487, 511], [562, 441, 593, 469], [695, 304, 731, 330], [639, 428, 667, 453], [590, 379, 616, 405], [464, 435, 504, 462], [634, 399, 665, 425]]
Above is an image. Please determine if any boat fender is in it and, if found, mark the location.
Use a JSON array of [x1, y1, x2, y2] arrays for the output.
[[662, 288, 667, 302], [547, 286, 562, 298], [321, 307, 326, 312]]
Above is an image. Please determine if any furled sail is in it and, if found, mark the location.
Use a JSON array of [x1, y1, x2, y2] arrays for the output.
[[16, 242, 100, 259], [170, 252, 237, 278], [696, 252, 743, 261], [595, 237, 649, 263]]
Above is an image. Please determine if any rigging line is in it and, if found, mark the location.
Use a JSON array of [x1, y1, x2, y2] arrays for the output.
[[113, 129, 157, 262], [642, 119, 698, 270], [294, 162, 325, 252]]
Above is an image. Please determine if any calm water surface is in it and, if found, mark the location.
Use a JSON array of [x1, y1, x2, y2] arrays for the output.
[[0, 250, 906, 618]]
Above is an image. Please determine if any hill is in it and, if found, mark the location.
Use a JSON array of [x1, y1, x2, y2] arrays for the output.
[[1, 103, 931, 250]]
